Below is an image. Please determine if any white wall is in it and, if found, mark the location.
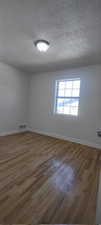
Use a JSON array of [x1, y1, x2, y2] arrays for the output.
[[0, 62, 29, 135], [29, 65, 101, 149], [0, 62, 101, 148]]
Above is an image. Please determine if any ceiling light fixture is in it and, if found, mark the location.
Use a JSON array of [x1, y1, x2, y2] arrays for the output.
[[35, 40, 50, 52]]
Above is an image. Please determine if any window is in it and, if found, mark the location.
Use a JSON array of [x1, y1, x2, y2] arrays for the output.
[[54, 78, 81, 116]]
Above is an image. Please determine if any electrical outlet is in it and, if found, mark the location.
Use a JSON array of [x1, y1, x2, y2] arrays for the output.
[[97, 129, 101, 137], [19, 124, 27, 129]]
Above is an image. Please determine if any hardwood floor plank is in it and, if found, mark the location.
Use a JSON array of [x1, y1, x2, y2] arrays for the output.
[[0, 131, 101, 224]]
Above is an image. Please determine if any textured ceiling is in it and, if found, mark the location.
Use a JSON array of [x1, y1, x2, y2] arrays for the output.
[[0, 0, 101, 72]]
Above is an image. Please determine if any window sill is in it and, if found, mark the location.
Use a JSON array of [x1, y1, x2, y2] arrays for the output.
[[53, 112, 79, 118]]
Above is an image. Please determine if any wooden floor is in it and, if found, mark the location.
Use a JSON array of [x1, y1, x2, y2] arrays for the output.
[[0, 132, 101, 224]]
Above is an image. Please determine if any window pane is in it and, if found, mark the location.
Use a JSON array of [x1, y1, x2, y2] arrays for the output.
[[73, 80, 80, 88], [72, 88, 80, 97], [63, 99, 71, 114], [71, 98, 79, 107], [58, 89, 64, 97], [64, 98, 72, 106], [65, 89, 72, 97], [59, 81, 65, 89], [70, 107, 78, 116], [57, 107, 64, 114], [56, 98, 64, 113], [56, 98, 79, 116], [64, 106, 70, 114], [66, 81, 72, 88]]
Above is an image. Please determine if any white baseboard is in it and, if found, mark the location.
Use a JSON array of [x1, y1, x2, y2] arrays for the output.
[[0, 128, 29, 137], [1, 127, 101, 150], [29, 128, 101, 150]]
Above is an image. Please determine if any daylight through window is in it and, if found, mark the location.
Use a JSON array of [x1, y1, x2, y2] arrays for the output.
[[55, 78, 81, 116]]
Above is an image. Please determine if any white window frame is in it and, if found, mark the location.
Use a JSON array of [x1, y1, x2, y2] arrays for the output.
[[54, 78, 81, 117]]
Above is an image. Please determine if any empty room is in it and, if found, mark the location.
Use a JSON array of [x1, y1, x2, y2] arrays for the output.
[[0, 0, 101, 224]]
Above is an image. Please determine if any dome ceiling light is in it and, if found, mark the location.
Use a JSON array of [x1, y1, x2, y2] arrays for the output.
[[34, 40, 50, 52]]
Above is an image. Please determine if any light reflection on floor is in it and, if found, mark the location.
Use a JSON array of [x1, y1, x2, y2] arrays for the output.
[[51, 159, 75, 193]]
